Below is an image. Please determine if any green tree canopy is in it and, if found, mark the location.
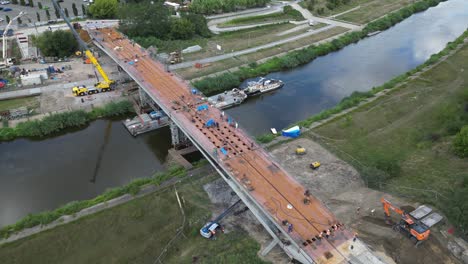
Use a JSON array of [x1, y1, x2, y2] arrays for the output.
[[89, 0, 118, 19], [119, 1, 171, 39], [170, 18, 195, 40], [34, 30, 78, 58]]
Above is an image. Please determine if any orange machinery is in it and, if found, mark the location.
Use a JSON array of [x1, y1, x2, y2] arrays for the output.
[[381, 197, 430, 245]]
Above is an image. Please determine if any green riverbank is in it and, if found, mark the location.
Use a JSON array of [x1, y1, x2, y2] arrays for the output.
[[193, 0, 448, 96], [0, 100, 134, 141], [310, 33, 468, 232], [0, 168, 268, 264], [257, 28, 468, 144]]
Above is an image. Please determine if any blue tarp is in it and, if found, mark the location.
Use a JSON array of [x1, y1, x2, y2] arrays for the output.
[[128, 61, 135, 65], [220, 147, 228, 155], [197, 104, 208, 111], [191, 89, 198, 94], [206, 119, 215, 127], [282, 126, 301, 138]]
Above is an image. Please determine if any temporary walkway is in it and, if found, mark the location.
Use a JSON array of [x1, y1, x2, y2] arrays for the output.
[[89, 26, 385, 264]]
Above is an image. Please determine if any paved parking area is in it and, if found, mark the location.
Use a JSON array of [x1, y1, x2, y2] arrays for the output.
[[0, 0, 87, 28]]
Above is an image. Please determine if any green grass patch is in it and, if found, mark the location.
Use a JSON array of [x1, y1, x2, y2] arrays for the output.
[[313, 35, 468, 232], [0, 172, 269, 264], [0, 100, 134, 141], [221, 7, 303, 27], [0, 97, 39, 112]]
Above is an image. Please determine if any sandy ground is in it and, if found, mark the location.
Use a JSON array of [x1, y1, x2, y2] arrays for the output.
[[268, 138, 461, 264]]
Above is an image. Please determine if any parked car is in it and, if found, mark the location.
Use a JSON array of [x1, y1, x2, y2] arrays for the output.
[[0, 7, 4, 10], [3, 7, 12, 11], [0, 18, 4, 22], [0, 1, 10, 4], [6, 29, 13, 36]]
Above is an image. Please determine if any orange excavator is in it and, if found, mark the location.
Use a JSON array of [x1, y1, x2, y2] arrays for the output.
[[381, 197, 431, 246]]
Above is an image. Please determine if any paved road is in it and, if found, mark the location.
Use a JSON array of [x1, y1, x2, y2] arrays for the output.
[[290, 2, 362, 30], [169, 24, 337, 70]]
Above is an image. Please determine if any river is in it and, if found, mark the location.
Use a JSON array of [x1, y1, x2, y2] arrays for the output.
[[1, 0, 467, 227], [227, 0, 468, 135], [0, 120, 172, 227]]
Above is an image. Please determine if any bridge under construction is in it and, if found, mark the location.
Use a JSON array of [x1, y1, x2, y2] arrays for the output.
[[88, 26, 385, 264]]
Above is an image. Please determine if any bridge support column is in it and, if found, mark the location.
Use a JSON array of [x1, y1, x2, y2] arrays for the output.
[[139, 87, 161, 112], [169, 120, 191, 149], [261, 238, 279, 256]]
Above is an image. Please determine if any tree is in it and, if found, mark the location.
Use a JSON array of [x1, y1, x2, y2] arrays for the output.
[[17, 17, 22, 24], [72, 3, 78, 17], [182, 13, 211, 37], [28, 0, 33, 7], [38, 2, 42, 9], [89, 0, 118, 19], [170, 18, 195, 40], [11, 0, 17, 4], [19, 0, 25, 5], [81, 4, 86, 16], [36, 12, 40, 21], [119, 2, 171, 39], [453, 126, 468, 158], [64, 7, 69, 18], [55, 7, 60, 19], [5, 15, 10, 23], [34, 30, 78, 58], [45, 10, 51, 20]]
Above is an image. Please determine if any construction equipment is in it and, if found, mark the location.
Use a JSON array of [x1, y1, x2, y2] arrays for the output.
[[200, 200, 242, 239], [51, 0, 115, 97], [168, 51, 182, 64], [380, 197, 443, 246], [1, 11, 25, 68], [310, 161, 320, 170], [296, 146, 306, 155]]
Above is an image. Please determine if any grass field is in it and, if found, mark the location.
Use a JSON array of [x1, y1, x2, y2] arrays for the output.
[[219, 12, 300, 27], [312, 41, 468, 229], [336, 0, 413, 24], [0, 97, 39, 112], [182, 23, 296, 61], [176, 26, 348, 80], [0, 174, 268, 264]]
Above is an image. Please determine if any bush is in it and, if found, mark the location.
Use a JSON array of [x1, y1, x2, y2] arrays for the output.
[[89, 0, 118, 19], [453, 126, 468, 158]]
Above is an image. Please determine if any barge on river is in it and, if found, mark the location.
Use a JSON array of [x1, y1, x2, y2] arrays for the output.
[[123, 111, 169, 136], [243, 77, 284, 96]]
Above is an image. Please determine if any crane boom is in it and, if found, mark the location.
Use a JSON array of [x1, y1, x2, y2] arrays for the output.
[[51, 0, 115, 91], [381, 197, 404, 217]]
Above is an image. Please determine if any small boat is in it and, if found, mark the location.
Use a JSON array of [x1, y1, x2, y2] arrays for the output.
[[243, 77, 284, 96]]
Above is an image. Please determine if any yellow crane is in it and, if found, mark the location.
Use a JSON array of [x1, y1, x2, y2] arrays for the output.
[[51, 0, 115, 96]]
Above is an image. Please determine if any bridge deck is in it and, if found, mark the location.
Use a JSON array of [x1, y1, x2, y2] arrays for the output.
[[92, 27, 355, 263]]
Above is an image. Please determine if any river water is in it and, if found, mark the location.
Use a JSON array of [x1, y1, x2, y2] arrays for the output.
[[227, 0, 468, 135], [1, 0, 467, 227]]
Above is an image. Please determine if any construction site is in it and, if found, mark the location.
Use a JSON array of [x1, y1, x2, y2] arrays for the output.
[[0, 0, 467, 263]]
